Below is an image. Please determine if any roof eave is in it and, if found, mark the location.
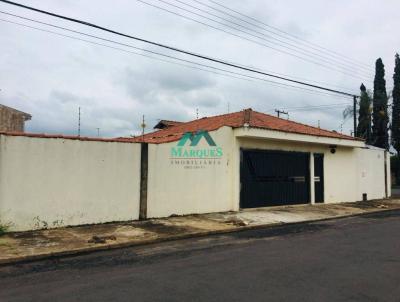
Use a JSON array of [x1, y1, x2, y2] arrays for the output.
[[234, 126, 365, 148]]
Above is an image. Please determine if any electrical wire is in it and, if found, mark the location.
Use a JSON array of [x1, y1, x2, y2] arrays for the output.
[[2, 19, 359, 134], [0, 17, 354, 100], [206, 0, 372, 70], [0, 19, 250, 82], [277, 102, 353, 111], [157, 0, 373, 75], [289, 105, 351, 112], [266, 102, 354, 113], [136, 0, 372, 81], [0, 0, 360, 97]]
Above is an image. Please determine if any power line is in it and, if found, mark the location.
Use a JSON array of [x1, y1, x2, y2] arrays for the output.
[[136, 0, 372, 81], [206, 0, 372, 70], [205, 59, 359, 93], [0, 17, 354, 100], [289, 105, 351, 112], [2, 18, 359, 132], [0, 0, 358, 98], [157, 0, 372, 75], [0, 11, 357, 94], [278, 102, 352, 111], [267, 102, 353, 113], [0, 18, 249, 81]]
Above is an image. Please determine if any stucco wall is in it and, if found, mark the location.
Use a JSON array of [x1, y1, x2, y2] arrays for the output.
[[355, 147, 389, 201], [0, 135, 141, 231], [147, 126, 235, 218], [0, 128, 389, 231], [235, 136, 388, 205], [146, 127, 389, 218]]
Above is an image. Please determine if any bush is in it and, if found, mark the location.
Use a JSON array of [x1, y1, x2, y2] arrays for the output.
[[0, 223, 8, 236], [391, 155, 400, 185]]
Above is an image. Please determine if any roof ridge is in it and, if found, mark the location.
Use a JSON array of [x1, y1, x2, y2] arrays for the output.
[[128, 109, 247, 142], [157, 108, 247, 129], [158, 119, 183, 123], [250, 110, 354, 139], [198, 108, 249, 121]]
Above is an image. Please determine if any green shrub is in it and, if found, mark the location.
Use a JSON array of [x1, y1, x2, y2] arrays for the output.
[[391, 155, 400, 185], [0, 223, 8, 236]]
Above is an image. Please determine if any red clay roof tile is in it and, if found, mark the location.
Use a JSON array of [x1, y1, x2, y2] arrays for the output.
[[129, 108, 361, 144]]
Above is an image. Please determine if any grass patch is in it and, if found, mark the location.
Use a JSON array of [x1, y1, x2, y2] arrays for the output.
[[0, 223, 8, 236]]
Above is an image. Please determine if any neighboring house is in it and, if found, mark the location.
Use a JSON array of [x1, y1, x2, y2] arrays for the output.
[[0, 104, 31, 132], [153, 119, 183, 130]]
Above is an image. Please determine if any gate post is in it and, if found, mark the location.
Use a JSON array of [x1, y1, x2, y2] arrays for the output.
[[309, 152, 315, 204], [139, 143, 148, 220]]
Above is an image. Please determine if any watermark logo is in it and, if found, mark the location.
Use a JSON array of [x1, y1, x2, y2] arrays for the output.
[[170, 130, 223, 168], [177, 130, 216, 147]]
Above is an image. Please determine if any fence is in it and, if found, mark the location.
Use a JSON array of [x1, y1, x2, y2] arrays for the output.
[[0, 134, 141, 231]]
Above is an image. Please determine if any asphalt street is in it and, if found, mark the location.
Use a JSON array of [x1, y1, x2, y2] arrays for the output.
[[1, 210, 400, 302]]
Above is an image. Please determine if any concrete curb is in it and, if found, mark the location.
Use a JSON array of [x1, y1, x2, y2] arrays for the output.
[[0, 207, 398, 266]]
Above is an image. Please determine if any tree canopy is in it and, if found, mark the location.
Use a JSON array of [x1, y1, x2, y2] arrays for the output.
[[371, 58, 389, 149]]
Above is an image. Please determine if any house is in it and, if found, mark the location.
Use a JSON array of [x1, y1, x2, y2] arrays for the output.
[[0, 108, 390, 231], [0, 104, 31, 132], [130, 108, 390, 218]]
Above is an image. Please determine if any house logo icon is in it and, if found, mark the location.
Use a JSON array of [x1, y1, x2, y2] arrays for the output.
[[177, 130, 217, 147]]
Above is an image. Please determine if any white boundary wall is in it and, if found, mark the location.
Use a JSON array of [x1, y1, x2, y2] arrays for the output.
[[0, 127, 390, 231], [147, 126, 235, 218], [0, 135, 141, 231]]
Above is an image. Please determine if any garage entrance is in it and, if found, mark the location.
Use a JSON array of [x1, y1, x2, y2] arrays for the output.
[[240, 149, 310, 208]]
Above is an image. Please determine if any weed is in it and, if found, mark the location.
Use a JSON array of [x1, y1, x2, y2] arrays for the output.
[[0, 223, 8, 236]]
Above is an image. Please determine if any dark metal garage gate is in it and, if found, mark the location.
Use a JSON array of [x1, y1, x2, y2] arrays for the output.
[[240, 149, 310, 208]]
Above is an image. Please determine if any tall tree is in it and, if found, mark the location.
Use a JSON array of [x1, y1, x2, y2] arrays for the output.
[[372, 58, 389, 149], [392, 54, 400, 153], [357, 83, 372, 142]]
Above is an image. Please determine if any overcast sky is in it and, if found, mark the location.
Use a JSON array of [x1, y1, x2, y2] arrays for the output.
[[0, 0, 399, 137]]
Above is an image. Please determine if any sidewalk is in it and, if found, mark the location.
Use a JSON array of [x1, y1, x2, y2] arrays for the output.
[[1, 199, 400, 265]]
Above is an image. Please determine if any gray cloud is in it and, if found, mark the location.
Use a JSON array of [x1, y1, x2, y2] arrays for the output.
[[0, 0, 399, 138]]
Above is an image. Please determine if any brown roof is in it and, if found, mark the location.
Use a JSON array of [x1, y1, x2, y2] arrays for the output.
[[128, 108, 361, 144]]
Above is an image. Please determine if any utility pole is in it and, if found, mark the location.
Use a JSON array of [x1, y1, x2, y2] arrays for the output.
[[275, 109, 288, 118], [78, 107, 81, 137], [353, 96, 357, 137]]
